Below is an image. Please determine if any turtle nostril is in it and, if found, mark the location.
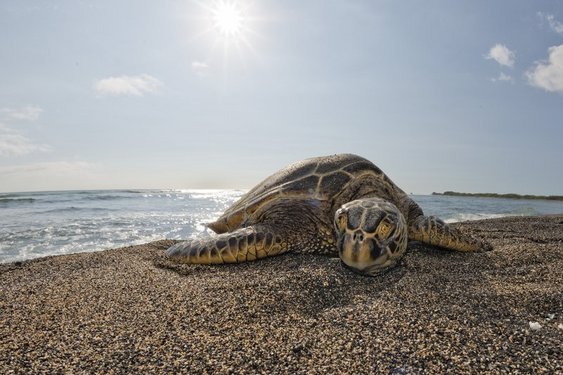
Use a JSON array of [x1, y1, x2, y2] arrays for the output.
[[353, 231, 364, 242]]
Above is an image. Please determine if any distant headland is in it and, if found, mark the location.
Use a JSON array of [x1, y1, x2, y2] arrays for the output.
[[432, 191, 563, 201]]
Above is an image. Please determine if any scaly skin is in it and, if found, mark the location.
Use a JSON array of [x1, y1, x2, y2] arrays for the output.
[[409, 216, 492, 252], [166, 225, 289, 264]]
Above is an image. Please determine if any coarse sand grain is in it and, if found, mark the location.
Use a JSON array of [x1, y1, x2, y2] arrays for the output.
[[1, 215, 562, 374]]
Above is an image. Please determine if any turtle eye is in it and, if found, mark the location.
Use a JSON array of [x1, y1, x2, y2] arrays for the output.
[[377, 221, 392, 238]]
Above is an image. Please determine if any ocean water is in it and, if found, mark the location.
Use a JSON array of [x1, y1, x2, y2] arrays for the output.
[[1, 189, 562, 263]]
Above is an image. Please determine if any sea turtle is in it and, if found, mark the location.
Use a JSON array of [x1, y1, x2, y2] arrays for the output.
[[166, 154, 492, 276]]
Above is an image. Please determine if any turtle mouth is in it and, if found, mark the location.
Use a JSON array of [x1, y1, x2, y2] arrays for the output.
[[337, 230, 382, 265], [340, 259, 394, 277]]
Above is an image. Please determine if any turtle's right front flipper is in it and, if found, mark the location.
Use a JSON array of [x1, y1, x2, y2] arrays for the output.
[[409, 215, 492, 252], [166, 225, 289, 264]]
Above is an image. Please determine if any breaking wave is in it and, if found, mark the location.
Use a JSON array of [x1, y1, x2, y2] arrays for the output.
[[443, 213, 512, 223], [0, 197, 36, 206], [1, 190, 561, 263]]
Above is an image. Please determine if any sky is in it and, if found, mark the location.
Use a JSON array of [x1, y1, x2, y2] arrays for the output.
[[1, 0, 562, 195]]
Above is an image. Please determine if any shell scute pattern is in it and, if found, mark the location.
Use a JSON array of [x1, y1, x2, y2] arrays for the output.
[[318, 171, 352, 196], [210, 154, 383, 233], [343, 160, 383, 175], [278, 159, 318, 184], [281, 175, 320, 195], [313, 154, 358, 174]]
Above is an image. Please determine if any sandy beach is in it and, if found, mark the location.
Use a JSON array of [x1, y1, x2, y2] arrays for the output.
[[1, 215, 561, 373]]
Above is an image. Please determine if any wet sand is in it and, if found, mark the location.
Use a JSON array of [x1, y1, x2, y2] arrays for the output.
[[1, 216, 562, 373]]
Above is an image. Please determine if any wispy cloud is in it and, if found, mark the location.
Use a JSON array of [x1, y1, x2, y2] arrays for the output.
[[491, 72, 514, 83], [93, 74, 163, 96], [192, 61, 210, 77], [485, 44, 515, 67], [0, 106, 43, 122], [0, 161, 98, 176], [525, 45, 563, 93], [538, 12, 563, 35], [0, 128, 50, 156], [0, 106, 49, 156]]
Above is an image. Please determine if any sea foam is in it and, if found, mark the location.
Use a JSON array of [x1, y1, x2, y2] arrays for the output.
[[1, 190, 562, 263]]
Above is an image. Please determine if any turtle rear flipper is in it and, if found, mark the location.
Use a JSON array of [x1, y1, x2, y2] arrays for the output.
[[165, 225, 289, 264], [409, 216, 492, 252]]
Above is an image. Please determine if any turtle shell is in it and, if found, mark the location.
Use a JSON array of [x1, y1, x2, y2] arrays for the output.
[[208, 154, 384, 233]]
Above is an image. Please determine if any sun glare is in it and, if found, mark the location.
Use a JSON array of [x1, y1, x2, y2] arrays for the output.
[[189, 0, 259, 68], [212, 1, 244, 37]]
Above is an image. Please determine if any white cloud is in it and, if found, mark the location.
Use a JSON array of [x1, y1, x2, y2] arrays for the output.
[[0, 106, 43, 122], [485, 44, 516, 67], [491, 72, 514, 83], [0, 106, 49, 156], [0, 128, 50, 156], [93, 74, 163, 96], [538, 12, 563, 35], [192, 61, 209, 76], [525, 45, 563, 93]]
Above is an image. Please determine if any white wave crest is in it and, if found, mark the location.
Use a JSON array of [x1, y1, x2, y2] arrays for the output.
[[444, 213, 512, 223]]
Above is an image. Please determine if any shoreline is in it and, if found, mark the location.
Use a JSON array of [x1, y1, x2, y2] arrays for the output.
[[3, 213, 562, 266], [432, 191, 563, 202], [1, 215, 562, 373]]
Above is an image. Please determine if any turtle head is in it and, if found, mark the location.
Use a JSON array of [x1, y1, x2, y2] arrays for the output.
[[334, 198, 408, 276]]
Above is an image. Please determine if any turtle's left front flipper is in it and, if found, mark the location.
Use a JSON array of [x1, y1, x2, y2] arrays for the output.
[[165, 225, 290, 264], [409, 216, 492, 252]]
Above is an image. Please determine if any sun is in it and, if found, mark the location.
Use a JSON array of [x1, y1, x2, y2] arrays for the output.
[[212, 1, 244, 37], [188, 0, 259, 69]]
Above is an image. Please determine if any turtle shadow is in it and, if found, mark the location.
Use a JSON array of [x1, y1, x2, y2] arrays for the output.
[[286, 259, 408, 318], [152, 255, 265, 277], [153, 251, 407, 319], [242, 254, 408, 318]]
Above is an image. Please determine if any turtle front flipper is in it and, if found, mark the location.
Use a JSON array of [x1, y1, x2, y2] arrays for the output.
[[165, 225, 290, 264], [409, 216, 492, 252]]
